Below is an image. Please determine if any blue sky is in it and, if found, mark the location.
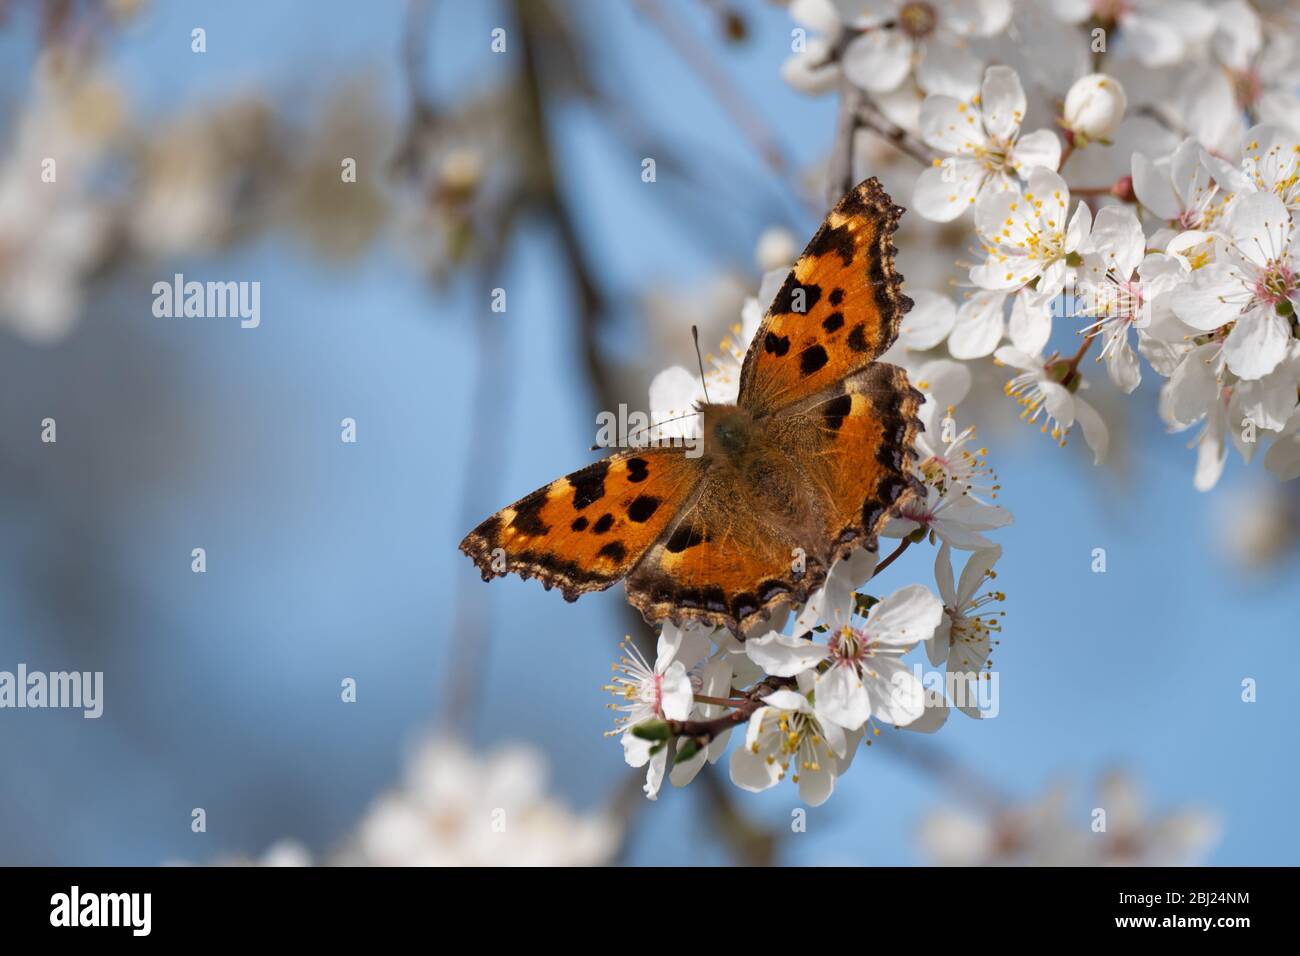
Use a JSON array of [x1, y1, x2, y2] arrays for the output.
[[0, 0, 1295, 866]]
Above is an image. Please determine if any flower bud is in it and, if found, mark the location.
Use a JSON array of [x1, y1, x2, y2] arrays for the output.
[[1062, 73, 1127, 146], [755, 226, 797, 271]]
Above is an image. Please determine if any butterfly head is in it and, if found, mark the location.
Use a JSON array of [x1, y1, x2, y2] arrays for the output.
[[700, 402, 755, 461]]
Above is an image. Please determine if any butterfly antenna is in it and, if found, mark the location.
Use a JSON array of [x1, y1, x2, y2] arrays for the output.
[[692, 325, 712, 405]]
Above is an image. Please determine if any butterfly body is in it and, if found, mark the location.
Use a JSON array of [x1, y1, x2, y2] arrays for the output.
[[460, 178, 924, 636]]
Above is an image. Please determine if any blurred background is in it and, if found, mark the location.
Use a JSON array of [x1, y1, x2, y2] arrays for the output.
[[0, 0, 1296, 866]]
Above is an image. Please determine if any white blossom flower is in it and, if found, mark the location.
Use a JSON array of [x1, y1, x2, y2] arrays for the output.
[[1170, 191, 1299, 381], [914, 65, 1061, 223], [1209, 3, 1300, 134], [839, 0, 1013, 98], [995, 346, 1110, 462], [971, 168, 1092, 299], [879, 406, 1011, 545], [1205, 125, 1300, 218], [1062, 73, 1127, 146], [728, 672, 857, 806], [607, 624, 710, 799], [919, 772, 1219, 866], [884, 478, 1013, 549], [918, 783, 1081, 865], [354, 737, 618, 866], [1089, 771, 1222, 865], [1131, 137, 1231, 240], [817, 583, 943, 730], [913, 409, 1000, 503], [1074, 205, 1182, 393], [930, 543, 1004, 718], [1162, 339, 1300, 489], [1051, 0, 1216, 68]]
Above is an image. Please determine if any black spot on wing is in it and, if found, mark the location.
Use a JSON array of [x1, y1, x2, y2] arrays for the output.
[[764, 332, 790, 356], [570, 516, 588, 532], [847, 324, 869, 353], [592, 513, 614, 534], [821, 311, 844, 333], [823, 393, 852, 430], [665, 523, 707, 553], [771, 275, 822, 315], [829, 288, 844, 306], [597, 541, 627, 563], [627, 495, 660, 523], [512, 489, 550, 536], [807, 222, 856, 267], [799, 344, 829, 376], [626, 457, 650, 483], [569, 461, 609, 511]]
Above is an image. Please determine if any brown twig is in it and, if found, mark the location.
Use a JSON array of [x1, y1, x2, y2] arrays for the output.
[[856, 101, 935, 167], [871, 537, 912, 577], [827, 79, 866, 206]]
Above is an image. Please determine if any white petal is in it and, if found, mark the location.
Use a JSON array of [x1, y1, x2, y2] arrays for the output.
[[1165, 343, 1221, 426], [1073, 396, 1109, 464], [761, 688, 814, 713], [899, 290, 957, 348], [797, 764, 836, 807], [933, 540, 956, 605], [866, 583, 944, 646], [1007, 289, 1053, 354], [1009, 128, 1062, 175], [949, 290, 1006, 358], [1226, 191, 1292, 270], [865, 656, 926, 726], [745, 631, 829, 677], [1170, 264, 1245, 332], [979, 65, 1025, 142], [914, 161, 982, 222], [1221, 307, 1291, 380], [916, 37, 982, 98], [1131, 151, 1180, 221], [659, 660, 695, 721], [956, 544, 1001, 606], [621, 732, 653, 769], [842, 29, 912, 93], [919, 94, 987, 153], [814, 663, 871, 730], [729, 745, 781, 793]]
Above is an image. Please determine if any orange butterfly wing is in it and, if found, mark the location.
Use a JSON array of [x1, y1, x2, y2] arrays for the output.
[[624, 467, 824, 633], [738, 177, 911, 414], [459, 449, 703, 601], [768, 361, 925, 560]]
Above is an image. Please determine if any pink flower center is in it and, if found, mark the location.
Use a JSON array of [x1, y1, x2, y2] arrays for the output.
[[830, 627, 871, 667], [1253, 260, 1297, 306]]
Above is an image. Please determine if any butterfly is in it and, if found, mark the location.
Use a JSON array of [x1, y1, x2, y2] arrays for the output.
[[459, 177, 923, 635]]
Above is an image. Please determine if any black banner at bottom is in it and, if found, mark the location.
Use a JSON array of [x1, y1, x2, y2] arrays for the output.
[[0, 865, 1280, 940]]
